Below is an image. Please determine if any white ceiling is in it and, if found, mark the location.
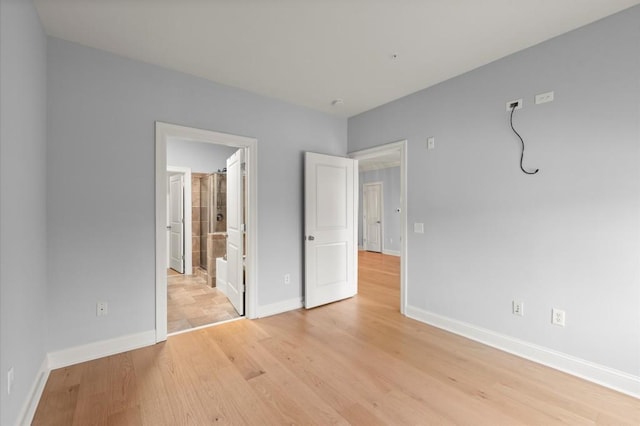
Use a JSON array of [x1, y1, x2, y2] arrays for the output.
[[34, 0, 640, 117]]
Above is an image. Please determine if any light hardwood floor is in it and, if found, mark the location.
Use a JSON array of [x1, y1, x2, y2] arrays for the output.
[[33, 252, 639, 425]]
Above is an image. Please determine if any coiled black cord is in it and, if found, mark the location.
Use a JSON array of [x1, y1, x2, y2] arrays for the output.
[[510, 105, 539, 175]]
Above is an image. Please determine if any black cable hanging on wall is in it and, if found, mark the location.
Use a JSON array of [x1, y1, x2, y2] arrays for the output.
[[510, 104, 539, 175]]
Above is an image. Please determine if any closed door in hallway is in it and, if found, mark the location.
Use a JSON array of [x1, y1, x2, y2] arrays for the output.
[[363, 182, 382, 253], [169, 174, 185, 273]]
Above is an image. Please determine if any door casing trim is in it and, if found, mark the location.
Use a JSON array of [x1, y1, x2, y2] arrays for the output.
[[349, 140, 407, 315], [155, 122, 258, 342]]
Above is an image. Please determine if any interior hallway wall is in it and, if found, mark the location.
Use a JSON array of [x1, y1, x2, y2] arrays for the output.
[[348, 6, 640, 377], [0, 0, 48, 424]]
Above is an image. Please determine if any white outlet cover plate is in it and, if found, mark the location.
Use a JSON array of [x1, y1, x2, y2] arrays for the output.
[[512, 301, 524, 316], [552, 308, 566, 326], [535, 91, 554, 104], [427, 137, 435, 150]]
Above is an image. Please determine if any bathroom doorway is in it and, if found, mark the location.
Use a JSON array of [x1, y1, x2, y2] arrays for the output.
[[166, 152, 244, 334], [155, 122, 258, 342]]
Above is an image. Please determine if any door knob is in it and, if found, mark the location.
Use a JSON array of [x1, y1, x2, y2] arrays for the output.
[[307, 236, 315, 241]]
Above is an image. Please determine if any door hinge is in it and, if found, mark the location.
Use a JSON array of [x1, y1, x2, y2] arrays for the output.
[[241, 223, 246, 232], [241, 162, 246, 172]]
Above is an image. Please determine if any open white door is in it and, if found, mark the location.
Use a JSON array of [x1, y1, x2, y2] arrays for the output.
[[363, 182, 382, 253], [226, 149, 244, 316], [305, 152, 358, 309], [169, 174, 184, 273]]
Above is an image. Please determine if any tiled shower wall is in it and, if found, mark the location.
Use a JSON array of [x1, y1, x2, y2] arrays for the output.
[[191, 173, 228, 285], [192, 173, 206, 270]]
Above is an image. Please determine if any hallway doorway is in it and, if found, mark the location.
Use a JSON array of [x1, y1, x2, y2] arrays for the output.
[[350, 140, 407, 314]]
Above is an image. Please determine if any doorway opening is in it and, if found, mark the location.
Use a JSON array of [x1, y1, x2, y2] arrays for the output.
[[155, 122, 258, 342], [350, 140, 407, 314], [165, 145, 243, 334]]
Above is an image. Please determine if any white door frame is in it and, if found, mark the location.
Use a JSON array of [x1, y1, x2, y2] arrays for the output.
[[167, 167, 192, 275], [363, 181, 383, 253], [155, 122, 258, 342], [349, 140, 407, 315]]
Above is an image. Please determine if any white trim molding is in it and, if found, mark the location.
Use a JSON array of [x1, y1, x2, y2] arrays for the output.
[[18, 358, 49, 426], [382, 249, 400, 256], [47, 330, 156, 370], [256, 298, 303, 318], [406, 305, 640, 399]]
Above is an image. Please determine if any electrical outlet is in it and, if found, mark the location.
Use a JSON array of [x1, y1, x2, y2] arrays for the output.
[[7, 367, 14, 395], [284, 274, 291, 285], [535, 91, 554, 105], [512, 301, 524, 316], [96, 301, 108, 317], [552, 308, 566, 326], [506, 99, 523, 111]]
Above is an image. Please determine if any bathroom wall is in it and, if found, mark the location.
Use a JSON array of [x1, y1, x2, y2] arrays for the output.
[[167, 139, 237, 172]]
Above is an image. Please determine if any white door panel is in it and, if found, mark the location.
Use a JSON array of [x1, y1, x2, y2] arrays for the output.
[[226, 149, 244, 316], [305, 152, 357, 309], [363, 182, 382, 252], [169, 174, 184, 273]]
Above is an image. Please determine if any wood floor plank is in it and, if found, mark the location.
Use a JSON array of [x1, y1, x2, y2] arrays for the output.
[[33, 251, 640, 425]]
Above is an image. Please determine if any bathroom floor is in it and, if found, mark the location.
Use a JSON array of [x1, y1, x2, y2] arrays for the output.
[[167, 271, 241, 334]]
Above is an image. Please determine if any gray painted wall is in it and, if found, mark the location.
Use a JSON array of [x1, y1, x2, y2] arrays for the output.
[[0, 0, 48, 424], [46, 38, 347, 352], [167, 139, 237, 173], [358, 167, 401, 253], [349, 6, 640, 375]]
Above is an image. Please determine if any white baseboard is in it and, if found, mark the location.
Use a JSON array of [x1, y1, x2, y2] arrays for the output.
[[358, 245, 364, 251], [47, 330, 156, 370], [405, 305, 640, 399], [382, 249, 400, 256], [256, 298, 303, 318], [18, 357, 49, 426]]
